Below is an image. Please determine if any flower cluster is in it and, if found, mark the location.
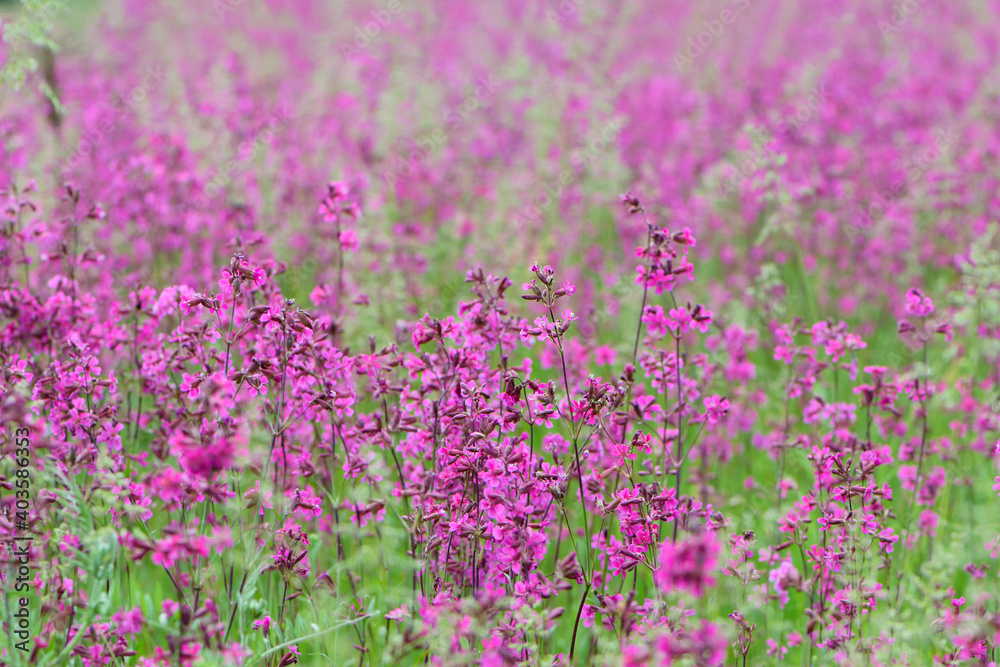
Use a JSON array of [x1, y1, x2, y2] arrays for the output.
[[0, 3, 998, 665]]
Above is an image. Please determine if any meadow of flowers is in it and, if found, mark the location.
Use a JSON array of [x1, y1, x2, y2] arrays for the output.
[[1, 0, 1000, 665]]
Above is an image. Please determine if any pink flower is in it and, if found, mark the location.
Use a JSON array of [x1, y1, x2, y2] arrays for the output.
[[673, 227, 697, 246], [654, 532, 719, 597], [112, 607, 144, 636], [636, 265, 675, 294], [632, 431, 653, 456], [904, 288, 934, 317], [668, 306, 693, 332], [252, 616, 273, 637], [642, 305, 671, 337], [179, 373, 203, 399], [692, 306, 713, 333], [339, 229, 360, 252], [878, 527, 899, 553], [594, 345, 616, 366], [919, 511, 938, 537], [703, 395, 729, 424], [766, 638, 787, 660], [611, 440, 636, 468], [385, 605, 410, 622]]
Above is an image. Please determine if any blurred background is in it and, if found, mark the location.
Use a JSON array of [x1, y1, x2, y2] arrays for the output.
[[1, 0, 996, 365]]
